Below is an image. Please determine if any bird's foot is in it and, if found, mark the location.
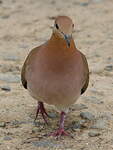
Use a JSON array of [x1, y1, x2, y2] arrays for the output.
[[49, 128, 69, 138], [34, 102, 49, 124]]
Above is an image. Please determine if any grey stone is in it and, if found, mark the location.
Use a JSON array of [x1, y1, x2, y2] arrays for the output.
[[84, 96, 103, 104], [3, 55, 20, 61], [47, 16, 56, 20], [10, 120, 20, 128], [100, 112, 113, 121], [32, 127, 42, 133], [18, 44, 29, 49], [80, 2, 89, 6], [10, 120, 32, 127], [0, 85, 11, 91], [88, 131, 100, 137], [0, 64, 20, 73], [91, 119, 106, 129], [74, 103, 88, 110], [48, 112, 57, 118], [104, 65, 113, 71], [89, 88, 104, 96], [71, 120, 86, 129], [90, 88, 98, 93], [0, 122, 6, 127], [11, 120, 20, 125], [32, 140, 60, 148], [92, 0, 104, 2], [71, 121, 81, 129], [91, 65, 104, 74], [3, 136, 12, 141], [80, 112, 95, 120], [0, 73, 20, 83], [1, 15, 10, 19], [73, 2, 89, 6], [79, 120, 86, 124]]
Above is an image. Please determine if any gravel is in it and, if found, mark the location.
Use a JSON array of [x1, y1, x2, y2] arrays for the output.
[[104, 65, 113, 71], [91, 119, 106, 129], [0, 73, 20, 83], [71, 120, 86, 129], [73, 103, 88, 110], [0, 85, 11, 91], [0, 122, 6, 127], [88, 131, 101, 137], [80, 111, 95, 121], [48, 112, 57, 118], [3, 55, 20, 61], [3, 136, 12, 141], [83, 96, 103, 104], [32, 140, 61, 148]]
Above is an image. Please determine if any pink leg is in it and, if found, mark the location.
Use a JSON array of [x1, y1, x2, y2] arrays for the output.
[[49, 112, 70, 137], [34, 101, 49, 124]]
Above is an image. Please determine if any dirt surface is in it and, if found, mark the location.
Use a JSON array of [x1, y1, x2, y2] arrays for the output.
[[0, 0, 113, 149]]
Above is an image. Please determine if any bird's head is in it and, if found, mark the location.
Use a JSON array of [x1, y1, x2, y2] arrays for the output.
[[53, 16, 74, 47]]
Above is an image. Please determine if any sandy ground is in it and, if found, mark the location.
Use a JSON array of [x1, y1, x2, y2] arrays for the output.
[[0, 0, 113, 149]]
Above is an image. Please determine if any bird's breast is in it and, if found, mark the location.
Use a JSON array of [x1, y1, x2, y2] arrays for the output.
[[26, 50, 84, 108]]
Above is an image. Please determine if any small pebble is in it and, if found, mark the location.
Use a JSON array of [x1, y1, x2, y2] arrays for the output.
[[32, 126, 44, 133], [48, 112, 57, 118], [80, 111, 95, 121], [0, 85, 11, 91], [84, 96, 103, 104], [89, 88, 104, 96], [32, 127, 41, 133], [11, 120, 20, 128], [73, 2, 89, 6], [104, 65, 113, 71], [80, 2, 89, 6], [88, 131, 100, 137], [3, 55, 20, 61], [91, 119, 106, 129], [32, 140, 60, 148], [100, 112, 113, 121], [0, 73, 20, 83], [71, 121, 81, 129], [74, 103, 88, 110], [92, 0, 104, 2], [91, 66, 104, 74], [3, 136, 12, 141], [19, 44, 29, 49], [1, 15, 10, 19], [0, 122, 6, 127], [48, 16, 56, 20], [71, 120, 86, 129]]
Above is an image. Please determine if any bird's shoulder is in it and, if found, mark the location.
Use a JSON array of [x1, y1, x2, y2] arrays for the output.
[[21, 44, 45, 89]]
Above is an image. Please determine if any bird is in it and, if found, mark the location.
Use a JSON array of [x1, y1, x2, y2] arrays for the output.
[[21, 16, 89, 137]]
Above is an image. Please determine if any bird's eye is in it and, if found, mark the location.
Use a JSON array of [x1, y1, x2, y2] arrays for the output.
[[55, 23, 59, 29], [72, 24, 74, 28]]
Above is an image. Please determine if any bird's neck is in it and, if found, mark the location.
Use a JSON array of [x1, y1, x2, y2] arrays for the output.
[[48, 33, 76, 53]]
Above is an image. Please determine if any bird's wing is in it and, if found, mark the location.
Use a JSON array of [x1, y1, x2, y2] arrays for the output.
[[80, 52, 89, 95], [21, 45, 42, 89]]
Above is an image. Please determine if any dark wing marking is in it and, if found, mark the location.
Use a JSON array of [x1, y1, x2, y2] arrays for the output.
[[80, 52, 89, 95]]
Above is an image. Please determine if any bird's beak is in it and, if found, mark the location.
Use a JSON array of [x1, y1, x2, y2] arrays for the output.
[[64, 34, 72, 48]]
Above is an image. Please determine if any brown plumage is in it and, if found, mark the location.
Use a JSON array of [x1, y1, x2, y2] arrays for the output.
[[21, 16, 89, 137]]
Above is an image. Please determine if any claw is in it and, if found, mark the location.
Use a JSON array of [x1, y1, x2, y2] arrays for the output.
[[34, 102, 49, 124], [49, 128, 69, 137], [48, 111, 73, 138]]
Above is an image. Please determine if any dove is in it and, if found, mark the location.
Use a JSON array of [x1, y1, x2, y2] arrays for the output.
[[21, 16, 89, 137]]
